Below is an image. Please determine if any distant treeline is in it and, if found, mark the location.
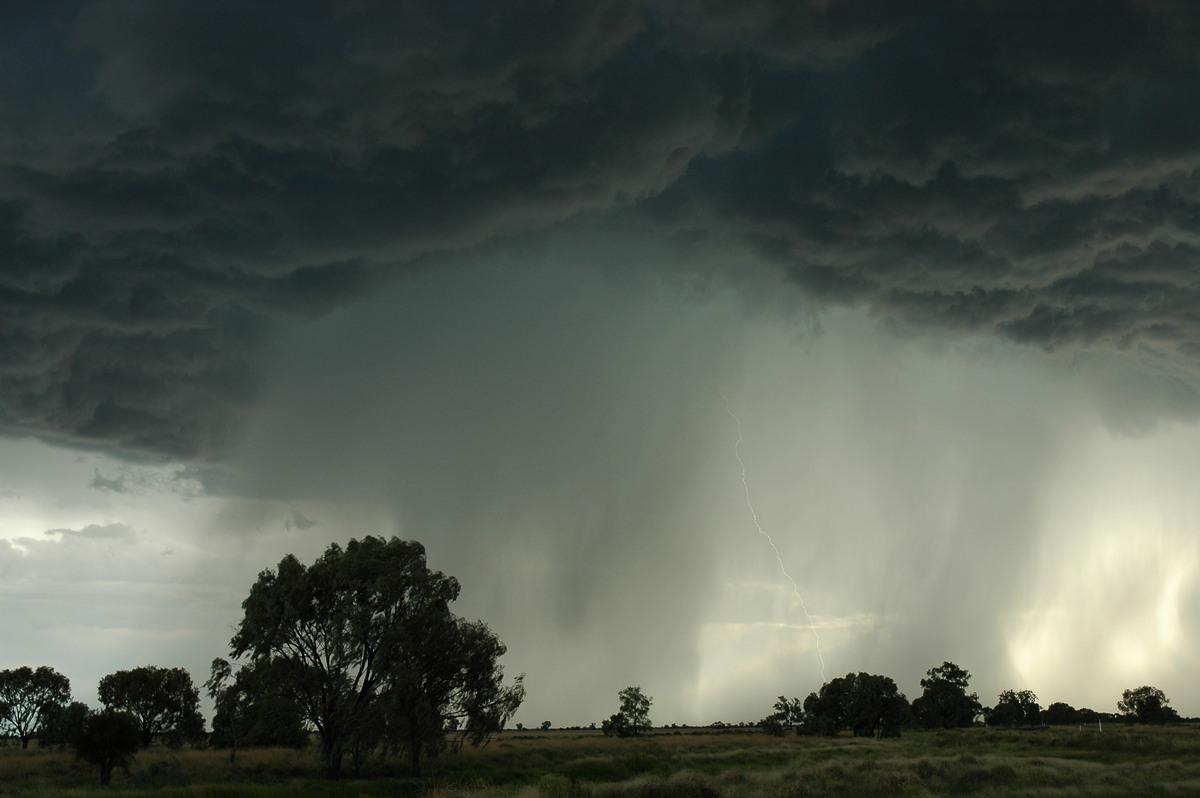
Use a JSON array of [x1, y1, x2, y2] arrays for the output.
[[752, 663, 1181, 739], [0, 537, 1186, 788]]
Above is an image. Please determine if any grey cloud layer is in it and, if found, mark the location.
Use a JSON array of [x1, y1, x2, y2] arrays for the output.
[[3, 0, 1199, 458]]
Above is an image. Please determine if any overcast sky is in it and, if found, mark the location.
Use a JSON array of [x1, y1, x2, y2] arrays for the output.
[[3, 0, 1200, 727]]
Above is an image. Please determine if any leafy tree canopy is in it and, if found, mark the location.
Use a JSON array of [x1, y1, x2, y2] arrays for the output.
[[1118, 686, 1177, 724], [0, 666, 71, 749], [773, 696, 803, 731], [1042, 702, 1079, 725], [38, 701, 90, 749], [205, 658, 307, 759], [98, 666, 205, 748], [761, 696, 803, 737], [912, 662, 981, 729], [802, 672, 910, 738], [230, 536, 524, 778], [72, 710, 141, 786], [602, 686, 652, 737], [758, 714, 785, 736], [988, 689, 1041, 728]]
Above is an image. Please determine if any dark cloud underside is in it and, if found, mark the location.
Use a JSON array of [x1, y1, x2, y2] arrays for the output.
[[3, 0, 1200, 459]]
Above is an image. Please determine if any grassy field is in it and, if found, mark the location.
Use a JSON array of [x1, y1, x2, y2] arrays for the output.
[[3, 725, 1200, 797]]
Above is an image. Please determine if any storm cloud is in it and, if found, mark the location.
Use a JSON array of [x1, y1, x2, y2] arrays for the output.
[[1, 1, 1199, 460], [3, 1, 1200, 725]]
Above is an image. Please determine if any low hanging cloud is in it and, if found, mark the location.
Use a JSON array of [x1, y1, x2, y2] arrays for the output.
[[88, 465, 205, 498], [2, 1, 1200, 462], [284, 510, 319, 532], [43, 522, 138, 542]]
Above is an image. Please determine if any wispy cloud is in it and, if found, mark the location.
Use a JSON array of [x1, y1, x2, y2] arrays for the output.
[[44, 522, 138, 542]]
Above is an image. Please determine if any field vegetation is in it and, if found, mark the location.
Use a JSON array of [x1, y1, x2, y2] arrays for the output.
[[2, 724, 1199, 797]]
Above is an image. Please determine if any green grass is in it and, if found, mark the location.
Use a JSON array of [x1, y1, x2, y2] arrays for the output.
[[2, 725, 1200, 796]]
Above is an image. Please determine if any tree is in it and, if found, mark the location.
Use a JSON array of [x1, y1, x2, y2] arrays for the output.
[[1118, 686, 1176, 724], [0, 666, 71, 748], [1042, 702, 1079, 725], [774, 696, 803, 732], [761, 696, 802, 737], [911, 662, 981, 729], [98, 666, 205, 748], [230, 536, 524, 778], [987, 690, 1041, 727], [71, 710, 141, 786], [205, 658, 307, 762], [39, 701, 91, 748], [759, 714, 785, 736], [801, 672, 910, 738], [619, 686, 652, 736], [600, 686, 652, 738], [601, 711, 629, 737], [540, 720, 552, 731], [205, 658, 239, 762]]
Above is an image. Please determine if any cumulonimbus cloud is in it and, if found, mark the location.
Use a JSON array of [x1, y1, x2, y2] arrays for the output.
[[2, 0, 1199, 460]]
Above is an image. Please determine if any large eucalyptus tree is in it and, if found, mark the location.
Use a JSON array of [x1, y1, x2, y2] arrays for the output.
[[231, 536, 524, 777]]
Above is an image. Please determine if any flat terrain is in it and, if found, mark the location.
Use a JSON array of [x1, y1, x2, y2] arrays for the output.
[[4, 725, 1200, 796]]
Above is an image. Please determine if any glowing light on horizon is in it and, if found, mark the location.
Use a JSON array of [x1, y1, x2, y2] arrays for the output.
[[721, 390, 827, 682]]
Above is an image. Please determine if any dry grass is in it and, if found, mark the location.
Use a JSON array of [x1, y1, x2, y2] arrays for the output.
[[2, 725, 1199, 796]]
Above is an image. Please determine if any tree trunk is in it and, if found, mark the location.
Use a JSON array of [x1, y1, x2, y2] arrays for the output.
[[20, 736, 29, 749], [100, 759, 114, 786], [409, 743, 422, 778], [321, 734, 343, 779]]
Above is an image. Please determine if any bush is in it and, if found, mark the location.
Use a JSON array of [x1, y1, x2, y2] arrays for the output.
[[760, 716, 785, 737], [72, 710, 141, 786]]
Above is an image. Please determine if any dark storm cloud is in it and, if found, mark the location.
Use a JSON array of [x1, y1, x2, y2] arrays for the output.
[[3, 0, 1200, 459]]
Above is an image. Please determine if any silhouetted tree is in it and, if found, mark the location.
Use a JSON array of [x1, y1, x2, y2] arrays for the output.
[[601, 712, 629, 737], [602, 686, 652, 737], [39, 701, 91, 748], [774, 696, 803, 732], [206, 658, 307, 762], [230, 536, 524, 778], [98, 666, 205, 748], [0, 666, 71, 748], [72, 710, 141, 786], [760, 695, 802, 736], [987, 690, 1040, 727], [801, 672, 910, 738], [759, 714, 785, 736], [1042, 702, 1079, 725], [1118, 686, 1177, 724], [911, 662, 981, 729]]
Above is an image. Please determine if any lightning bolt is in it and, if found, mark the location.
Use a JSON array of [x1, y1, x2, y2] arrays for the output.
[[721, 390, 826, 682]]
